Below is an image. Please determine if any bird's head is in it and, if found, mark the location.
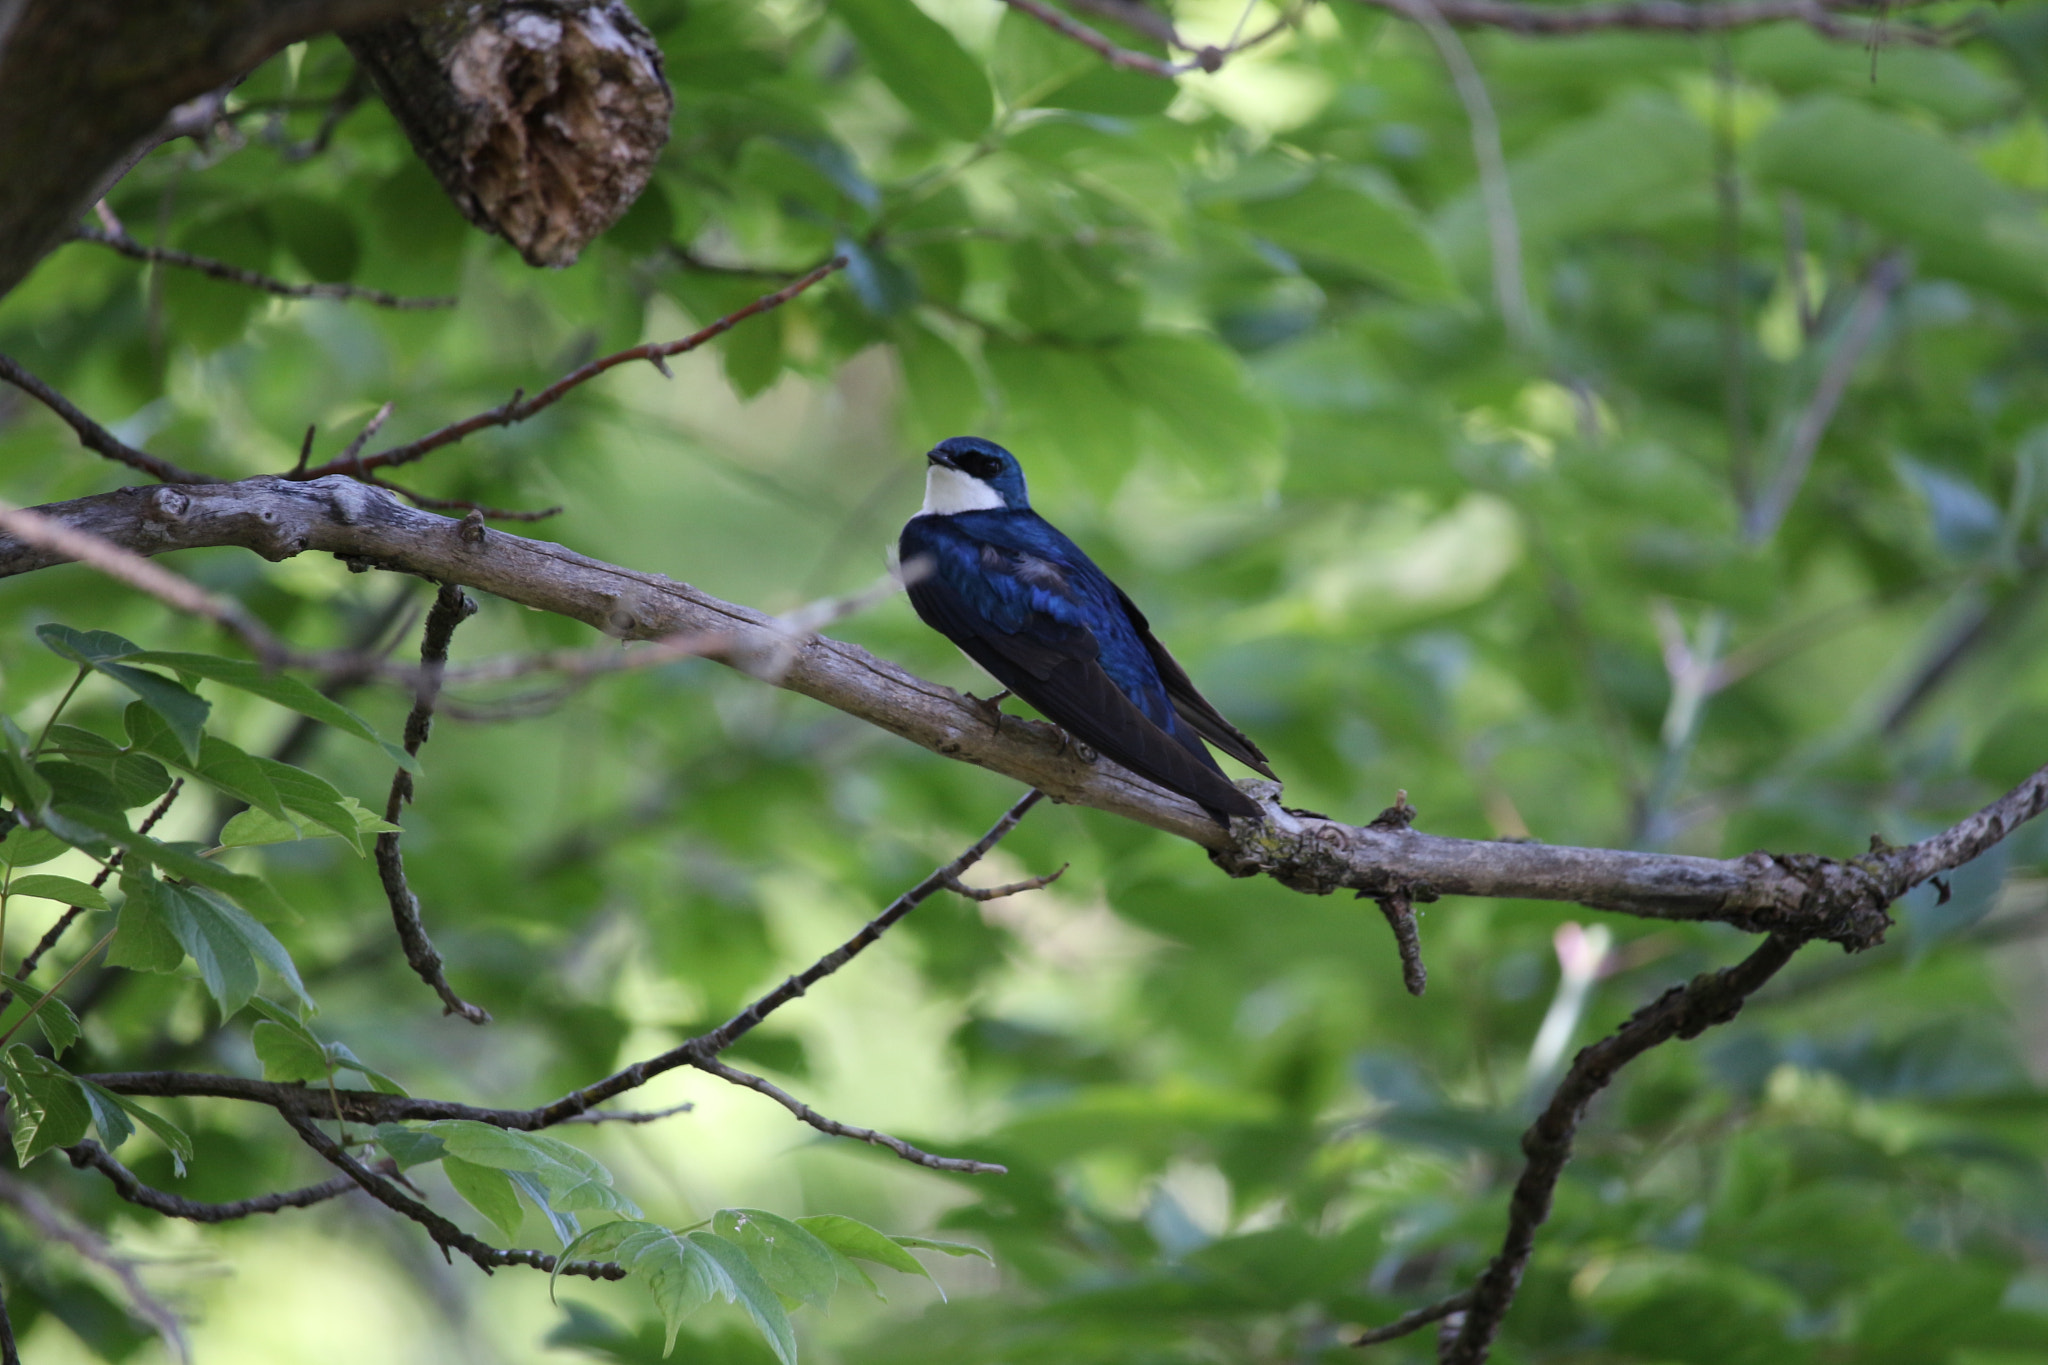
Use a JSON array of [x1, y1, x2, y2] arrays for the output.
[[922, 436, 1030, 515]]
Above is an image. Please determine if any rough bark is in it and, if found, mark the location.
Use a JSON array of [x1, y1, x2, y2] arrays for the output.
[[3, 474, 2036, 951], [344, 1, 671, 267], [0, 0, 436, 302]]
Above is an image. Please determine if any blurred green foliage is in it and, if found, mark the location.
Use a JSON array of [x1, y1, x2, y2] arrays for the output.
[[2, 0, 2048, 1360]]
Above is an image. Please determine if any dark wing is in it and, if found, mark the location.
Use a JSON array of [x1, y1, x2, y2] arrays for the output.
[[1113, 587, 1277, 779], [903, 523, 1258, 823]]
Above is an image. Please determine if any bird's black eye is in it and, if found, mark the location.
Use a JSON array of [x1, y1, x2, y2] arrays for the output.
[[964, 454, 999, 478]]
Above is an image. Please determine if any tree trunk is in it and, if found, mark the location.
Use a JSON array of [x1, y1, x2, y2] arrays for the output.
[[343, 1, 672, 267], [0, 0, 433, 301]]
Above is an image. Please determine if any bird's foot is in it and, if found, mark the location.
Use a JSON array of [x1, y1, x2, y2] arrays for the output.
[[965, 689, 1013, 735]]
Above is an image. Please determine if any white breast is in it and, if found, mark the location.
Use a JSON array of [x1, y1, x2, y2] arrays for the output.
[[921, 465, 1005, 515]]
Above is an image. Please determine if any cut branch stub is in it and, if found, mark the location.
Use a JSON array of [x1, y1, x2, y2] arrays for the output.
[[344, 0, 672, 267]]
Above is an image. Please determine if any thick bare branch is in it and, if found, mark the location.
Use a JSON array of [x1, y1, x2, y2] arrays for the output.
[[3, 475, 2041, 952]]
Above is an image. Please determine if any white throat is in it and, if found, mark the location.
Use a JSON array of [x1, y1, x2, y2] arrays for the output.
[[921, 465, 1006, 515]]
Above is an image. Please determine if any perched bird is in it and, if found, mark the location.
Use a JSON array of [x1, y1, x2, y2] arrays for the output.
[[899, 436, 1275, 825]]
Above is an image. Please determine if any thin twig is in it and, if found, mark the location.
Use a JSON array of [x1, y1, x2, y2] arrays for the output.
[[0, 499, 283, 663], [692, 1056, 1006, 1174], [331, 401, 394, 473], [71, 226, 455, 310], [295, 257, 848, 480], [67, 1138, 366, 1223], [1441, 934, 1802, 1363], [1372, 888, 1429, 996], [1394, 0, 1535, 349], [0, 1168, 190, 1364], [998, 0, 1201, 73], [380, 583, 490, 1023], [277, 1107, 627, 1280], [0, 353, 215, 485], [362, 474, 564, 523], [691, 791, 1045, 1058], [1715, 43, 1755, 516], [941, 866, 1068, 900], [1064, 0, 1184, 45], [1353, 1288, 1473, 1346], [0, 1281, 15, 1365], [1745, 250, 1910, 542], [1348, 0, 1948, 41], [2, 780, 183, 1011], [555, 1102, 696, 1126], [274, 66, 370, 163]]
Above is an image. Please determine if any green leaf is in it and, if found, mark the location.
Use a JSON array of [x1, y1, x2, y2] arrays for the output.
[[509, 1169, 583, 1247], [0, 714, 51, 812], [1752, 94, 2048, 307], [1233, 175, 1460, 303], [831, 0, 992, 141], [121, 707, 286, 819], [122, 650, 417, 772], [555, 1223, 724, 1352], [78, 1078, 134, 1152], [253, 757, 369, 853], [153, 879, 310, 1016], [220, 797, 398, 850], [39, 625, 209, 761], [323, 1039, 407, 1095], [0, 827, 69, 868], [107, 873, 184, 972], [8, 874, 109, 912], [78, 1079, 191, 1176], [445, 1154, 527, 1243], [44, 724, 176, 808], [797, 1213, 938, 1282], [0, 971, 81, 1055], [715, 1209, 839, 1309], [2, 1043, 91, 1163], [889, 1234, 994, 1263], [62, 797, 295, 923], [991, 5, 1175, 116], [688, 1229, 799, 1365], [895, 320, 984, 446], [1435, 92, 1709, 271], [372, 1122, 448, 1171], [984, 339, 1140, 500], [252, 1018, 329, 1082], [1107, 333, 1283, 467], [420, 1121, 641, 1219], [35, 760, 127, 816]]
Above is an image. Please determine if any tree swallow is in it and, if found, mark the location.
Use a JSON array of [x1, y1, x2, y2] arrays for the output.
[[899, 436, 1275, 825]]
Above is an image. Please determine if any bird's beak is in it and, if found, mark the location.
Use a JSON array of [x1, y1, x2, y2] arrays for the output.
[[925, 446, 957, 470]]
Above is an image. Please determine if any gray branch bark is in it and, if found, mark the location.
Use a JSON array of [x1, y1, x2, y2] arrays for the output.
[[343, 0, 671, 267], [0, 0, 438, 301], [3, 475, 2039, 952]]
